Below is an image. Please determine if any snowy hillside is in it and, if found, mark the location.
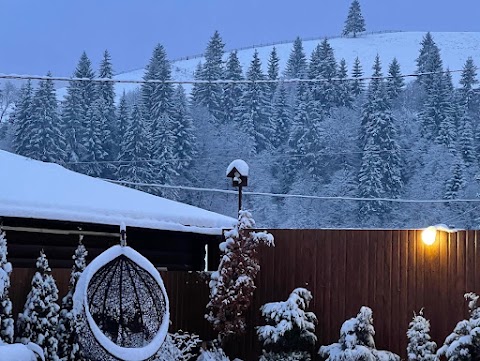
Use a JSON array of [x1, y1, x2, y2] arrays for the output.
[[57, 31, 480, 100]]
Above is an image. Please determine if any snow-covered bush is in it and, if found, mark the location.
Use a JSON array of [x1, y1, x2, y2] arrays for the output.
[[197, 344, 230, 361], [206, 210, 274, 343], [319, 306, 400, 361], [153, 331, 201, 361], [16, 250, 60, 361], [257, 288, 317, 361], [0, 230, 14, 344], [438, 292, 480, 360], [57, 240, 87, 361], [406, 309, 437, 361]]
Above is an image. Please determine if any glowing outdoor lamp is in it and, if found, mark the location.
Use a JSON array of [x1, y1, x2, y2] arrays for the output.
[[422, 226, 437, 246]]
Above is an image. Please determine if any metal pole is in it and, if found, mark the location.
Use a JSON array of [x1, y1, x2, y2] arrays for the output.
[[238, 185, 243, 213]]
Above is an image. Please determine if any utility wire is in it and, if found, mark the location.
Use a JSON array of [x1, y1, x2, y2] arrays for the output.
[[0, 69, 463, 85], [103, 179, 480, 204]]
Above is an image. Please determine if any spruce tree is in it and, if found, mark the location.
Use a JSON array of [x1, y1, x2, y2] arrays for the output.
[[62, 52, 96, 162], [267, 47, 280, 98], [190, 62, 203, 106], [222, 51, 244, 124], [406, 310, 437, 361], [116, 103, 154, 189], [17, 251, 60, 361], [310, 39, 339, 112], [460, 110, 475, 165], [239, 51, 273, 152], [459, 57, 478, 111], [57, 241, 87, 361], [12, 80, 34, 158], [337, 58, 353, 108], [284, 37, 307, 79], [194, 31, 225, 120], [343, 0, 366, 37], [272, 84, 291, 148], [445, 159, 465, 200], [97, 50, 117, 163], [116, 91, 130, 143], [386, 58, 404, 100], [171, 85, 196, 175], [29, 74, 67, 163], [0, 231, 13, 344], [351, 56, 364, 96], [416, 32, 443, 92]]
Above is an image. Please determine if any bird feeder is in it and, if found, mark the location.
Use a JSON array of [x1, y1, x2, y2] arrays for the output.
[[226, 159, 249, 213]]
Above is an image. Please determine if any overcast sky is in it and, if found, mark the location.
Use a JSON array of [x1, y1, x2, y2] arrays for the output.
[[1, 0, 479, 76]]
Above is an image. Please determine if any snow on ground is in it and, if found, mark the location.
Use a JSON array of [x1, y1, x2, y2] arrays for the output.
[[56, 31, 480, 101], [0, 150, 236, 235]]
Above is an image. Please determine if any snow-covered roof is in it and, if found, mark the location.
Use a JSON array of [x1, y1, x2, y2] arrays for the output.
[[226, 159, 249, 177], [0, 150, 236, 235]]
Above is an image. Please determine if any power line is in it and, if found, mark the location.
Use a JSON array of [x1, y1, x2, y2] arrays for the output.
[[0, 69, 463, 85], [104, 179, 480, 204]]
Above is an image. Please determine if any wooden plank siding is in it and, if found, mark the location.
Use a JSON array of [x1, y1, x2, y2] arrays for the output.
[[8, 229, 478, 360]]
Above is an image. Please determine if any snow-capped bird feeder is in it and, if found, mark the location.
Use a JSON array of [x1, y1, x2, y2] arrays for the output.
[[73, 226, 169, 361], [226, 159, 249, 212]]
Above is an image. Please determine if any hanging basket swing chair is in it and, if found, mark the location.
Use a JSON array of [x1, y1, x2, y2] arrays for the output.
[[73, 233, 169, 361]]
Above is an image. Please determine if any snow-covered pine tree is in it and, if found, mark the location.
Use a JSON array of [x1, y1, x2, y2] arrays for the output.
[[444, 158, 465, 200], [17, 251, 60, 361], [194, 31, 225, 120], [319, 306, 400, 361], [386, 58, 404, 100], [141, 44, 177, 191], [116, 91, 130, 148], [271, 83, 291, 148], [57, 240, 87, 361], [438, 292, 480, 360], [239, 50, 273, 153], [351, 56, 364, 96], [342, 0, 366, 37], [62, 52, 96, 163], [12, 80, 34, 158], [190, 62, 204, 106], [222, 51, 244, 124], [284, 37, 307, 79], [29, 73, 67, 163], [406, 310, 437, 361], [116, 102, 153, 190], [416, 33, 443, 93], [257, 288, 317, 361], [267, 47, 280, 99], [459, 57, 478, 111], [78, 99, 109, 177], [171, 85, 196, 175], [206, 210, 274, 344], [460, 110, 475, 165], [96, 50, 117, 167], [0, 231, 13, 344], [337, 58, 353, 108]]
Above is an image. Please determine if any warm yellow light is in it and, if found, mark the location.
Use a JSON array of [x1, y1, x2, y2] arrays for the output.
[[422, 226, 437, 245]]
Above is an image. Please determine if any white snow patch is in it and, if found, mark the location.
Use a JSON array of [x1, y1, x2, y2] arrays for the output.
[[0, 343, 45, 361], [226, 159, 249, 177], [0, 150, 235, 235]]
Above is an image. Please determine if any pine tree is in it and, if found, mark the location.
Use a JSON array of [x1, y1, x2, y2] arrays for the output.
[[444, 159, 465, 200], [343, 0, 366, 37], [310, 39, 339, 112], [267, 47, 280, 98], [62, 52, 96, 162], [337, 58, 353, 108], [239, 51, 273, 152], [171, 85, 196, 175], [459, 57, 478, 111], [258, 288, 317, 361], [416, 33, 443, 92], [29, 73, 67, 163], [12, 80, 34, 158], [406, 310, 437, 361], [351, 56, 364, 96], [57, 241, 87, 361], [141, 44, 177, 189], [284, 37, 307, 79], [460, 110, 475, 165], [96, 50, 117, 163], [17, 251, 60, 361], [0, 231, 13, 344], [272, 84, 291, 148], [206, 210, 274, 344], [116, 92, 130, 143], [194, 31, 225, 120], [116, 103, 154, 189], [386, 58, 404, 100], [222, 51, 244, 124], [190, 62, 203, 106]]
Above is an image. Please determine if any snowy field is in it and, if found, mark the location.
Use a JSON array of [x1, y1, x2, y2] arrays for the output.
[[57, 31, 480, 101]]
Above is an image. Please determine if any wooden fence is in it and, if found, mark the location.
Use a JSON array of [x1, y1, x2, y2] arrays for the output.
[[9, 229, 480, 360]]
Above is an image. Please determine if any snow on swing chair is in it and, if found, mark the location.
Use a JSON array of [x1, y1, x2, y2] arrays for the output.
[[73, 225, 169, 361]]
